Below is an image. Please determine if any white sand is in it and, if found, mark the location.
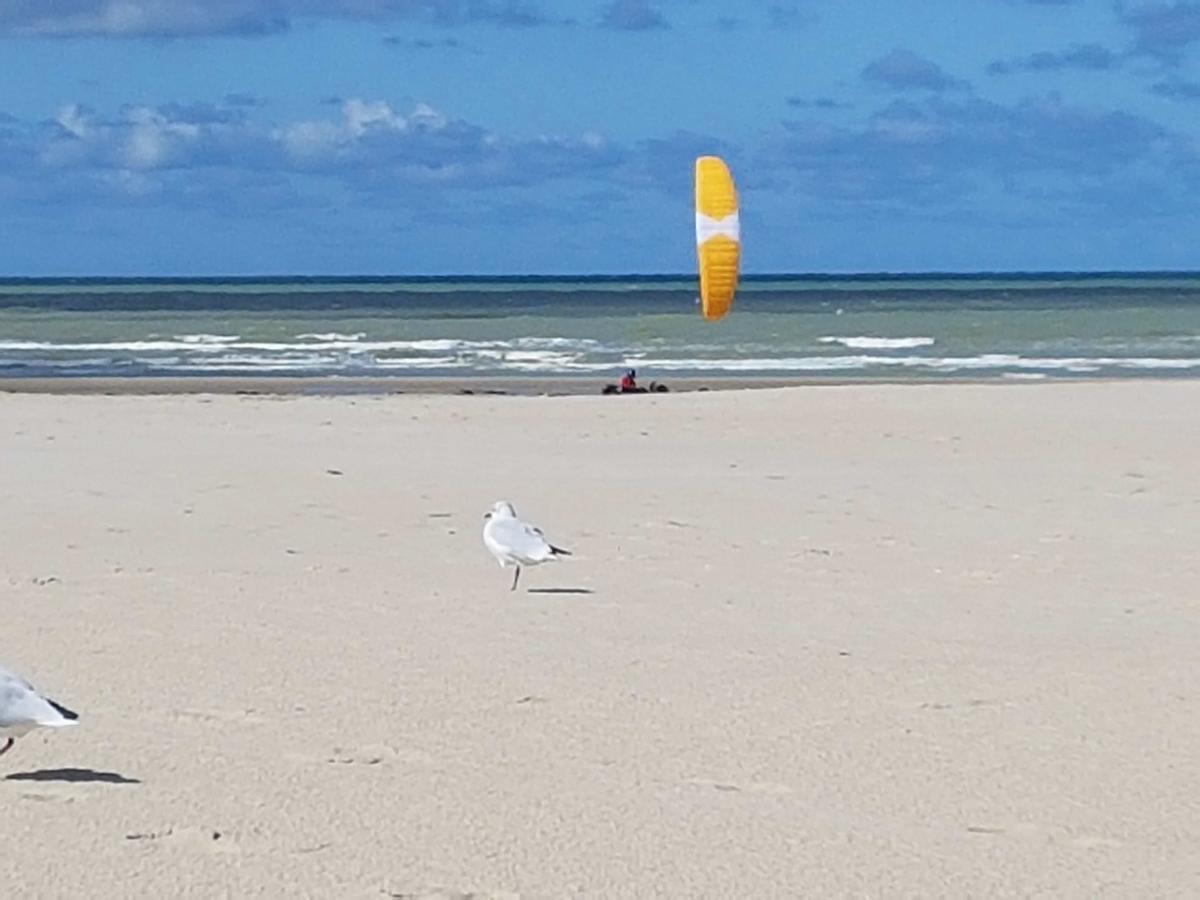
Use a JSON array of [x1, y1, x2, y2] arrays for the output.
[[2, 382, 1199, 897]]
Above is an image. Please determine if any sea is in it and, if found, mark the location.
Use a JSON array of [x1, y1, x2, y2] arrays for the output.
[[2, 272, 1200, 381]]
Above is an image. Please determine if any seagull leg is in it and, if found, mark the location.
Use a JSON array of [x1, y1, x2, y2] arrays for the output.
[[0, 737, 13, 757], [511, 566, 521, 591]]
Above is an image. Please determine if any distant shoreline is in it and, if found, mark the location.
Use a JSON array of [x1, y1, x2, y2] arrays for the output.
[[0, 375, 879, 397], [0, 374, 1182, 396]]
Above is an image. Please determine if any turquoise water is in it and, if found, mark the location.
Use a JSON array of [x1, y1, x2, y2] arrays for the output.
[[2, 273, 1199, 379]]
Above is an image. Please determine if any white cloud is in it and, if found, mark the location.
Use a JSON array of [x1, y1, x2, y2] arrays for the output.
[[56, 104, 90, 139], [0, 0, 285, 37], [9, 88, 1196, 228], [41, 103, 225, 172], [123, 107, 201, 168], [8, 96, 625, 207], [0, 0, 559, 37], [278, 99, 455, 164], [772, 92, 1200, 217]]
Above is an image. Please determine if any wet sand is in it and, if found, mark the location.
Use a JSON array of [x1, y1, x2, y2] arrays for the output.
[[0, 374, 936, 396]]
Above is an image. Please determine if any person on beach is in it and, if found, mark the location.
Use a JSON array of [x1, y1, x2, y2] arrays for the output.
[[602, 368, 668, 394]]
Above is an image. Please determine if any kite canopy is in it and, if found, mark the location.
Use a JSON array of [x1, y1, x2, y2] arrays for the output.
[[694, 155, 740, 321]]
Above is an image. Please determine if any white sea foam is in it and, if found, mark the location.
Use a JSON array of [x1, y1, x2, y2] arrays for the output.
[[0, 340, 226, 352], [628, 355, 1200, 373], [818, 336, 936, 349], [500, 351, 574, 362], [0, 337, 605, 355], [6, 332, 1200, 378], [161, 355, 469, 372], [367, 357, 470, 370], [295, 332, 366, 341], [174, 334, 239, 344], [1, 357, 123, 369]]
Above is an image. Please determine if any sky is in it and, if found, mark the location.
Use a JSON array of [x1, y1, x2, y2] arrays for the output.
[[1, 0, 1199, 275]]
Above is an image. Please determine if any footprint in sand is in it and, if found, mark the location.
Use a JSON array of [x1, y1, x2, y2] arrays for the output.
[[966, 823, 1120, 850], [285, 744, 435, 768], [386, 890, 519, 900], [13, 791, 76, 804], [683, 778, 793, 796], [325, 746, 388, 766], [1071, 835, 1124, 850], [169, 708, 265, 726], [124, 825, 239, 853]]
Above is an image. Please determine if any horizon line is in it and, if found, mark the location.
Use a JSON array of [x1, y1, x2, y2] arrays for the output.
[[2, 269, 1200, 283]]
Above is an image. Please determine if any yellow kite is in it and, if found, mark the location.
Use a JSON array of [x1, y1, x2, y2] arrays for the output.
[[694, 156, 740, 321]]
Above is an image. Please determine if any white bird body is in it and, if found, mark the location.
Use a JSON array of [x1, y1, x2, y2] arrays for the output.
[[483, 501, 571, 590], [0, 664, 79, 756]]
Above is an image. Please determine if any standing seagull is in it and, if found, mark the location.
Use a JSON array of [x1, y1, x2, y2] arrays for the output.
[[483, 500, 571, 591], [0, 664, 79, 757]]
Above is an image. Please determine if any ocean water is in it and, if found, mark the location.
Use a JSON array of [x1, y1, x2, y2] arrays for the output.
[[2, 273, 1200, 380]]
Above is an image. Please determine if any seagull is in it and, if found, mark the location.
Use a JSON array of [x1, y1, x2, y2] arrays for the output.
[[483, 500, 571, 591], [0, 664, 79, 757]]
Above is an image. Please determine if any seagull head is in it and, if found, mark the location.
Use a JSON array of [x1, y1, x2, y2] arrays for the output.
[[484, 500, 517, 520]]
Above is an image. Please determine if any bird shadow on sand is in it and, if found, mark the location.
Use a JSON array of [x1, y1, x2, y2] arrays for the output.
[[6, 767, 141, 785], [527, 587, 594, 595]]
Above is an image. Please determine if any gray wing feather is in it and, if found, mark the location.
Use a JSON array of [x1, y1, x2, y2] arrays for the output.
[[0, 666, 72, 728], [490, 517, 554, 560]]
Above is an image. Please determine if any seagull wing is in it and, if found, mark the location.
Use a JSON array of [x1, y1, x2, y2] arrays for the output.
[[487, 516, 560, 564], [0, 666, 78, 729]]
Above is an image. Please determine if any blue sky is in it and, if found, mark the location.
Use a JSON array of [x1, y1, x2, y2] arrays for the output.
[[2, 0, 1199, 275]]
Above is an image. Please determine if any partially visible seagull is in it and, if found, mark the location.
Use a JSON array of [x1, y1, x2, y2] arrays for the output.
[[483, 500, 571, 591], [0, 664, 79, 757]]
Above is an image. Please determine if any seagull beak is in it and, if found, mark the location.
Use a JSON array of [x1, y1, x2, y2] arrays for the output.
[[483, 512, 492, 519]]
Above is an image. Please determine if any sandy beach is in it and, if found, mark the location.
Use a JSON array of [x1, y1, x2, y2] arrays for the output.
[[0, 375, 948, 396], [3, 381, 1199, 897]]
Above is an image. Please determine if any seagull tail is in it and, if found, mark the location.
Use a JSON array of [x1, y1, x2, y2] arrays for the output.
[[549, 545, 572, 557], [46, 699, 80, 724]]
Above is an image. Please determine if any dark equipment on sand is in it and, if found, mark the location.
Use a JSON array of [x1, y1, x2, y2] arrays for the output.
[[602, 380, 669, 395]]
